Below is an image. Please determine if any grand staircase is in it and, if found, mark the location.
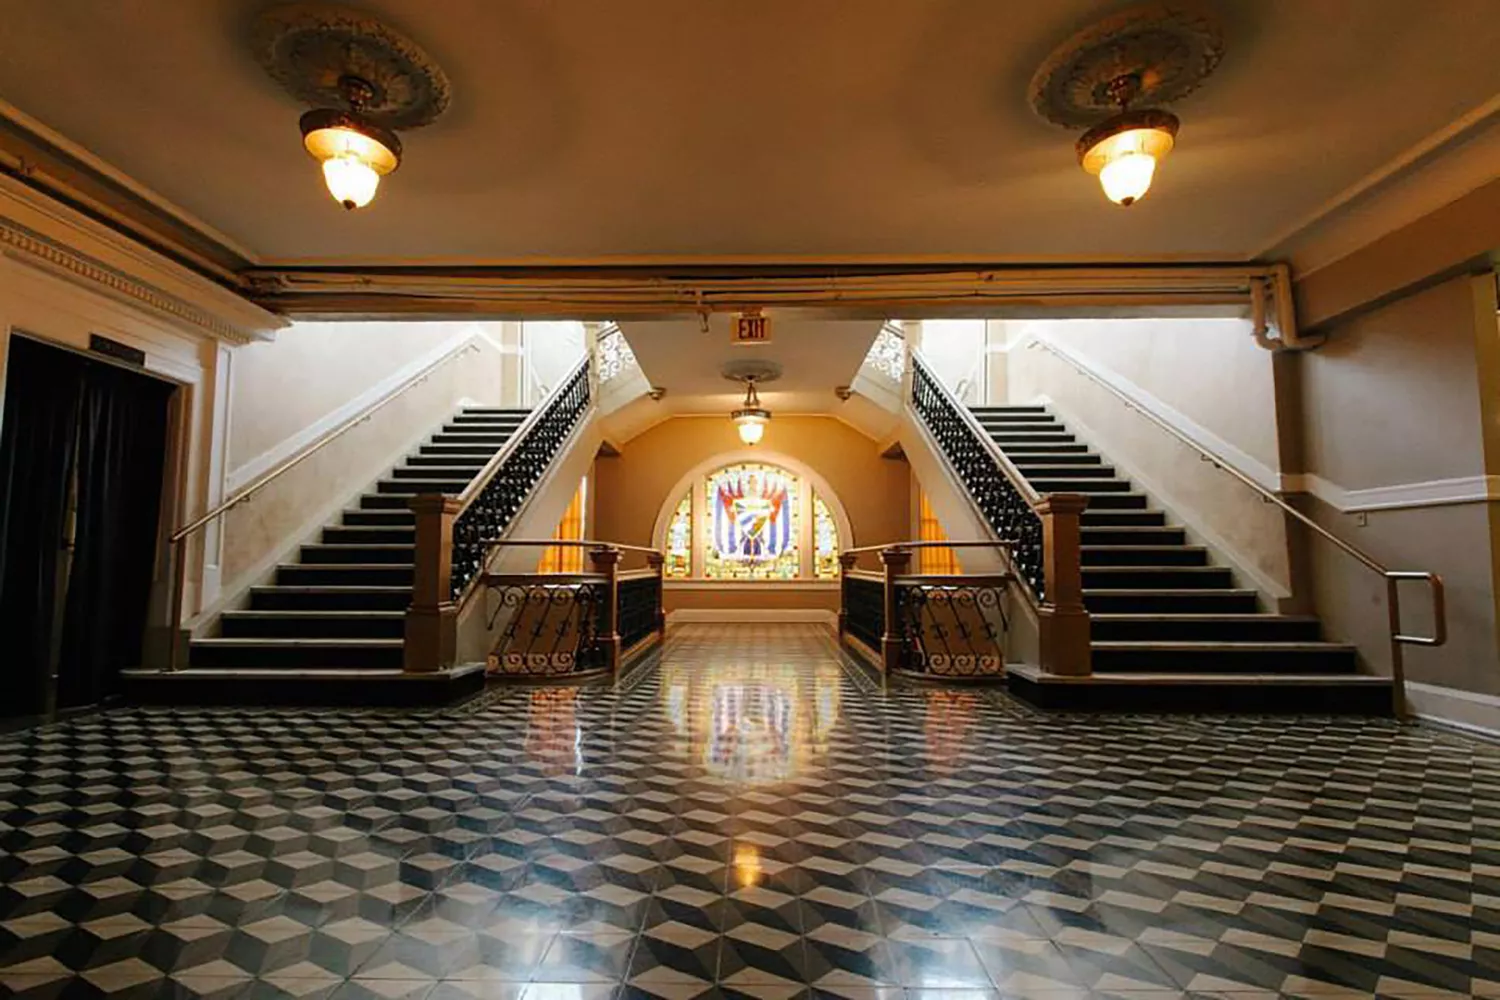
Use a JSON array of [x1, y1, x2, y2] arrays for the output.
[[128, 406, 528, 704], [970, 404, 1392, 713]]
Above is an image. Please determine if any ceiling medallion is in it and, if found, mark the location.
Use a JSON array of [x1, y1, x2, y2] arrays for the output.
[[1030, 3, 1223, 206], [251, 3, 452, 209]]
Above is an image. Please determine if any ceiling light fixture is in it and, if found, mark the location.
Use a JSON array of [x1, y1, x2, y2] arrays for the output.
[[1077, 75, 1177, 207], [1029, 3, 1223, 208], [301, 76, 402, 210], [252, 4, 451, 212], [732, 378, 771, 446]]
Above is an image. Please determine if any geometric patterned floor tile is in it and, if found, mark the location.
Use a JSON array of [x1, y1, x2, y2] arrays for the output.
[[2, 624, 1498, 999]]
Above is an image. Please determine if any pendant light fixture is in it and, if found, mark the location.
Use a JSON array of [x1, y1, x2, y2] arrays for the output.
[[731, 377, 771, 445], [300, 76, 402, 210], [252, 4, 451, 212], [1029, 3, 1223, 208]]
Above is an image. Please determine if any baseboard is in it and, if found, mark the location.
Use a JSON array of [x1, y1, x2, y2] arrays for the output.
[[668, 609, 837, 627], [1406, 680, 1500, 739]]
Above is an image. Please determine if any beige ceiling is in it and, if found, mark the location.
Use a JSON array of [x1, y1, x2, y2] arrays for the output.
[[2, 0, 1498, 265], [619, 316, 883, 415]]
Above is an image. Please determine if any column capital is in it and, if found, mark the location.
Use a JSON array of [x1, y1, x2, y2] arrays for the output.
[[409, 494, 463, 516]]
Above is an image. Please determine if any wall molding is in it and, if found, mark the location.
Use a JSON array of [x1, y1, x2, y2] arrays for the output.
[[1406, 681, 1500, 741], [1290, 472, 1500, 513], [225, 326, 487, 492], [668, 609, 837, 627], [1022, 333, 1291, 493], [665, 581, 839, 592]]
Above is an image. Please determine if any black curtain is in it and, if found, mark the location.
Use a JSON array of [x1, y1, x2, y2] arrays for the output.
[[0, 337, 84, 717], [57, 360, 172, 710]]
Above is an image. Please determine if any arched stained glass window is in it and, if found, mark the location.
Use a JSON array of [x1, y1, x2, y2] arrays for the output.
[[657, 461, 845, 582], [813, 494, 840, 580], [665, 493, 693, 578]]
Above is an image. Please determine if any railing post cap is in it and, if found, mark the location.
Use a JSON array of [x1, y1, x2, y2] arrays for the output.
[[1034, 493, 1090, 516], [410, 494, 463, 515], [879, 547, 912, 567]]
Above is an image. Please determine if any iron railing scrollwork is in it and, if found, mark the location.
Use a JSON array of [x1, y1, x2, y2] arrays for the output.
[[484, 578, 607, 675], [842, 574, 884, 653], [911, 359, 1045, 599], [596, 323, 638, 384], [618, 573, 662, 651], [894, 579, 1008, 677], [451, 360, 591, 599]]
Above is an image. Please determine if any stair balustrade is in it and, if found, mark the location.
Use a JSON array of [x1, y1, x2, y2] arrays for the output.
[[839, 541, 1018, 677], [473, 540, 666, 679], [909, 352, 1092, 676], [405, 355, 594, 672]]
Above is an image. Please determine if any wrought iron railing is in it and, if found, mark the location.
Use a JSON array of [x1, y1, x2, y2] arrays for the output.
[[483, 576, 609, 676], [911, 356, 1046, 599], [842, 573, 884, 652], [894, 576, 1009, 677], [595, 323, 638, 384], [451, 357, 592, 599], [862, 323, 907, 382]]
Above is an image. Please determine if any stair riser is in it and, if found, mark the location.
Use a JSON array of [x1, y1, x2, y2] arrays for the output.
[[1082, 549, 1208, 567], [404, 456, 491, 469], [1074, 494, 1148, 510], [322, 527, 414, 544], [988, 435, 1075, 445], [220, 616, 406, 639], [1080, 511, 1168, 527], [1083, 569, 1235, 589], [1084, 593, 1259, 614], [978, 423, 1062, 433], [377, 481, 469, 495], [342, 511, 416, 526], [1009, 456, 1103, 466], [1081, 529, 1185, 546], [1007, 673, 1392, 715], [1093, 649, 1358, 674], [189, 644, 404, 670], [277, 566, 414, 586], [1091, 620, 1323, 642], [250, 589, 412, 611], [392, 466, 487, 479], [420, 445, 500, 457], [999, 443, 1090, 454], [301, 546, 415, 565], [360, 495, 419, 510], [1011, 466, 1116, 478], [431, 434, 516, 445], [1030, 480, 1132, 493]]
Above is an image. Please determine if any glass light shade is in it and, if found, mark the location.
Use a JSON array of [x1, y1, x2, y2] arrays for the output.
[[1098, 150, 1157, 205], [735, 414, 768, 445], [1078, 113, 1177, 207], [322, 154, 381, 209], [301, 117, 400, 210]]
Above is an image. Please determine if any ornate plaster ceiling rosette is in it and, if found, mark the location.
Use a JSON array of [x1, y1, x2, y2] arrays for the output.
[[1029, 2, 1224, 128], [251, 3, 451, 128]]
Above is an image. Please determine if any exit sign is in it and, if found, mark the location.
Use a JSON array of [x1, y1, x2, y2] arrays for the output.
[[732, 312, 771, 345]]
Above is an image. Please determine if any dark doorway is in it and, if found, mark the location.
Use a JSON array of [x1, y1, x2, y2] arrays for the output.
[[0, 334, 175, 720]]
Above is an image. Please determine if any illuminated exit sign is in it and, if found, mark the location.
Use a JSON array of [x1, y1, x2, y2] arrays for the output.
[[732, 311, 771, 345]]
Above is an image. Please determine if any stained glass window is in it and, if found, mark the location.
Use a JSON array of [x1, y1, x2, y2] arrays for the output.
[[665, 492, 692, 578], [813, 494, 840, 579], [703, 464, 801, 580]]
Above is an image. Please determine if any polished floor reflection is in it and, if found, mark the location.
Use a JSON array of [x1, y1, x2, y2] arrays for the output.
[[2, 624, 1498, 999]]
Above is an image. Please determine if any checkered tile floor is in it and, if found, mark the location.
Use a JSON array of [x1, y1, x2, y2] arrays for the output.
[[2, 623, 1499, 999]]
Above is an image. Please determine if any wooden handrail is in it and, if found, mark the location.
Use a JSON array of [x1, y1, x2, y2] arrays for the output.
[[479, 537, 665, 558], [1026, 334, 1446, 715], [164, 335, 484, 670]]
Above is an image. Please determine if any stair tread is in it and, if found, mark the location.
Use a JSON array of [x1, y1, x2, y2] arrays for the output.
[[1080, 545, 1204, 552], [1029, 671, 1388, 685], [223, 610, 405, 618], [1084, 587, 1258, 595], [1093, 640, 1355, 651], [1091, 613, 1318, 621], [252, 585, 412, 592], [280, 562, 416, 569], [192, 638, 404, 647]]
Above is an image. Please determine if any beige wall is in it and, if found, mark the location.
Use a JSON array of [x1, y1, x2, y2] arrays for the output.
[[594, 415, 910, 602], [664, 587, 838, 613], [228, 320, 510, 472], [1292, 273, 1500, 696]]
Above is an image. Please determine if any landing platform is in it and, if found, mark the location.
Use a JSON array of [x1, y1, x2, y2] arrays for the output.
[[1006, 662, 1395, 714]]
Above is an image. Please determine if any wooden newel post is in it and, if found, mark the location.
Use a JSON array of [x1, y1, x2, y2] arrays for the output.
[[878, 547, 911, 675], [590, 546, 622, 676], [645, 551, 667, 640], [405, 494, 461, 673], [837, 552, 858, 639], [1035, 493, 1091, 676]]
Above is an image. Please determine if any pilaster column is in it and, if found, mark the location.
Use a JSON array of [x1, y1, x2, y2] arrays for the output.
[[1035, 493, 1091, 676], [405, 494, 461, 673]]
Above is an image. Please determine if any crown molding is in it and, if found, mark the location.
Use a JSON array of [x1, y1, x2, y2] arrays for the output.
[[1262, 93, 1500, 277], [0, 175, 284, 344]]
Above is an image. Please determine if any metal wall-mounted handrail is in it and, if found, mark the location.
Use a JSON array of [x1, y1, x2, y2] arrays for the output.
[[164, 335, 484, 670], [1025, 334, 1446, 715]]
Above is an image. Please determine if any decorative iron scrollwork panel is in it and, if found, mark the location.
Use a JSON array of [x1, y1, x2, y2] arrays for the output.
[[911, 360, 1045, 599], [895, 582, 1008, 676], [452, 361, 591, 599], [484, 580, 606, 675], [842, 575, 884, 653]]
